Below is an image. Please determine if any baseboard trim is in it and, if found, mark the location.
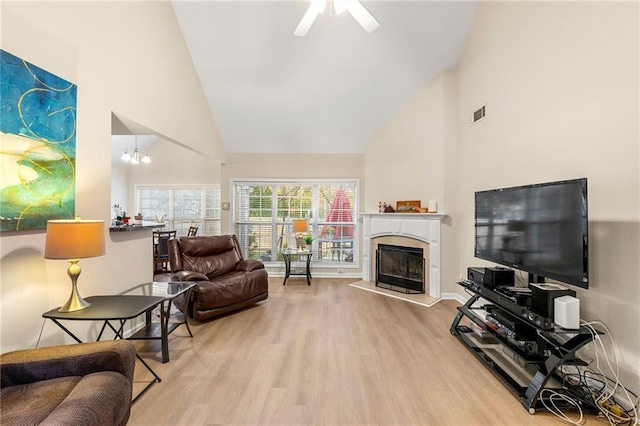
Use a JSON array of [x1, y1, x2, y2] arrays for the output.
[[442, 292, 468, 304]]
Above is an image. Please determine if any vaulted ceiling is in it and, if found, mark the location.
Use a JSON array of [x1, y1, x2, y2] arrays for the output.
[[171, 1, 478, 154]]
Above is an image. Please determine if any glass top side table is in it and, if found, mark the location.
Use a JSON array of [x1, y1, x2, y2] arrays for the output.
[[120, 281, 195, 363], [281, 251, 312, 286]]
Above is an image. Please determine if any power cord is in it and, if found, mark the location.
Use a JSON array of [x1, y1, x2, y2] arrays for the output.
[[540, 388, 586, 425], [551, 322, 639, 426], [559, 365, 638, 425], [580, 320, 638, 425]]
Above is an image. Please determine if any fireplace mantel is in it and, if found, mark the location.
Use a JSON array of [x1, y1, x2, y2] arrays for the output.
[[360, 213, 446, 298]]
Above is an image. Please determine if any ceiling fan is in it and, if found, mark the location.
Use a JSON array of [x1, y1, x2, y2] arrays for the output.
[[294, 0, 379, 36]]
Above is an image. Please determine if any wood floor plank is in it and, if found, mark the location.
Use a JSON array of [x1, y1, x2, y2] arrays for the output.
[[128, 278, 580, 425]]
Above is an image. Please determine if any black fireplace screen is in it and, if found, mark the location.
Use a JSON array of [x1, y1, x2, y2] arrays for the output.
[[376, 244, 425, 294]]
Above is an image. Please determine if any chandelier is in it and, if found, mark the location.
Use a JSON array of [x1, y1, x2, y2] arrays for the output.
[[121, 136, 151, 165]]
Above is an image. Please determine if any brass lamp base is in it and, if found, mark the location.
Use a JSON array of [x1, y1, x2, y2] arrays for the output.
[[58, 259, 91, 312]]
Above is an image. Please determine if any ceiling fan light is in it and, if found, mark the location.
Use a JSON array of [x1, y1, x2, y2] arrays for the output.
[[346, 0, 379, 33], [334, 0, 347, 15], [294, 4, 321, 36], [295, 0, 378, 36], [312, 0, 327, 14]]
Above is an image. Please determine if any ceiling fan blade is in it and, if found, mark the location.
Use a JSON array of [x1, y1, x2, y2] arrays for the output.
[[346, 0, 379, 33], [294, 5, 321, 36]]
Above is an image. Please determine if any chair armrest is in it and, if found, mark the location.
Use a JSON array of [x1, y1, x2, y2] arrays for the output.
[[0, 340, 135, 387], [236, 259, 266, 272], [171, 270, 209, 281]]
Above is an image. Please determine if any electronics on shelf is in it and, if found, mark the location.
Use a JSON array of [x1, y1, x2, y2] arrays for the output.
[[458, 279, 554, 330], [530, 283, 576, 319], [494, 286, 532, 306], [554, 295, 580, 329], [467, 266, 514, 289]]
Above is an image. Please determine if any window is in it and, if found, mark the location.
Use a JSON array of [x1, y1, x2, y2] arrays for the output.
[[136, 185, 221, 236], [233, 180, 358, 266]]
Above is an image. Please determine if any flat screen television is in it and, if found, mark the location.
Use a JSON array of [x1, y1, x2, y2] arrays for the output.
[[475, 178, 588, 289]]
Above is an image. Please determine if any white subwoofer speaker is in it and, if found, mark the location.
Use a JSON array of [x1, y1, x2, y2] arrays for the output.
[[554, 295, 580, 329]]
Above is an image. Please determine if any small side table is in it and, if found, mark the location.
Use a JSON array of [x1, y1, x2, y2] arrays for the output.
[[281, 251, 312, 286], [120, 281, 195, 363]]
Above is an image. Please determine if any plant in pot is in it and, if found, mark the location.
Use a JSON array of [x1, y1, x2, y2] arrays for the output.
[[133, 212, 143, 225], [304, 234, 313, 247]]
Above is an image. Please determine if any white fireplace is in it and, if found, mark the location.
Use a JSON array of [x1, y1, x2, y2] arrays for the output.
[[361, 213, 446, 298]]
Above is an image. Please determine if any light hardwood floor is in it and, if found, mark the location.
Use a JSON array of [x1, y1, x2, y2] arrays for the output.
[[128, 278, 571, 425]]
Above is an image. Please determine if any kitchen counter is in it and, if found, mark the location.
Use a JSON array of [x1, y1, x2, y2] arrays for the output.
[[109, 222, 165, 232]]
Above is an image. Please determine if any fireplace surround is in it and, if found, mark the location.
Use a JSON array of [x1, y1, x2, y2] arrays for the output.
[[361, 213, 446, 298]]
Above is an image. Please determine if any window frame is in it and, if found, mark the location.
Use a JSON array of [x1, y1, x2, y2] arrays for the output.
[[231, 178, 359, 268]]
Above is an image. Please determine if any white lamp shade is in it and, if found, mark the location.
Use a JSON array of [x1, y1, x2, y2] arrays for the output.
[[44, 220, 105, 260]]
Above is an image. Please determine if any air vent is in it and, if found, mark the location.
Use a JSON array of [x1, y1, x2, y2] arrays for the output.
[[472, 105, 486, 125]]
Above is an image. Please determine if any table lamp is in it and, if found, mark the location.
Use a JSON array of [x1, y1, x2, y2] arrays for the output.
[[293, 218, 309, 250], [293, 218, 308, 235], [44, 219, 105, 312]]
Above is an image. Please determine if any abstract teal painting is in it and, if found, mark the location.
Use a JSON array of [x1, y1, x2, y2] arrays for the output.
[[0, 49, 77, 231]]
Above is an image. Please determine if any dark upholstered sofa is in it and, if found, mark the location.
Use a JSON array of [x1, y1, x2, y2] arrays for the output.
[[168, 235, 269, 322], [0, 340, 135, 426]]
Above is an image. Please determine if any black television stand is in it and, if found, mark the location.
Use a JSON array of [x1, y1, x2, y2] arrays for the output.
[[450, 279, 600, 414]]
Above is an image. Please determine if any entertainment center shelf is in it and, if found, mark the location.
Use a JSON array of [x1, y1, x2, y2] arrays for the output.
[[450, 279, 599, 414]]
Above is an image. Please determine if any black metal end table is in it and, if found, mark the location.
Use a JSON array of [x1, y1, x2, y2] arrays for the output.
[[120, 281, 195, 364], [281, 251, 312, 285]]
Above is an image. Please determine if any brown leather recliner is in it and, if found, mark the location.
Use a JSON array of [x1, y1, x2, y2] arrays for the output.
[[168, 235, 268, 322]]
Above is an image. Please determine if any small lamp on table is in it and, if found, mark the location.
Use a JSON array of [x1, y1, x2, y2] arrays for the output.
[[293, 218, 309, 251], [44, 219, 106, 312]]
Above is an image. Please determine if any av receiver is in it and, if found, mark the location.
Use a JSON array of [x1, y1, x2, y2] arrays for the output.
[[458, 280, 556, 330], [486, 307, 532, 335], [467, 267, 514, 289], [486, 308, 543, 356]]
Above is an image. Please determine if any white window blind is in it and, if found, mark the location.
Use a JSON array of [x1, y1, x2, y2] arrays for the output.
[[136, 185, 221, 236], [232, 180, 358, 266]]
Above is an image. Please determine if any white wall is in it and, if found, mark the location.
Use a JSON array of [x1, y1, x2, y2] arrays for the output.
[[456, 1, 639, 391], [364, 70, 456, 213], [0, 1, 223, 351], [364, 70, 459, 292], [111, 161, 128, 213]]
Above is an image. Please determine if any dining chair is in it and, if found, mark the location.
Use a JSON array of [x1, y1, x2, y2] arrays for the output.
[[153, 230, 177, 274], [187, 226, 198, 236]]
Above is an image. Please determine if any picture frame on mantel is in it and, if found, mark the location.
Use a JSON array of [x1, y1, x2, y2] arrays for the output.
[[396, 200, 421, 213]]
